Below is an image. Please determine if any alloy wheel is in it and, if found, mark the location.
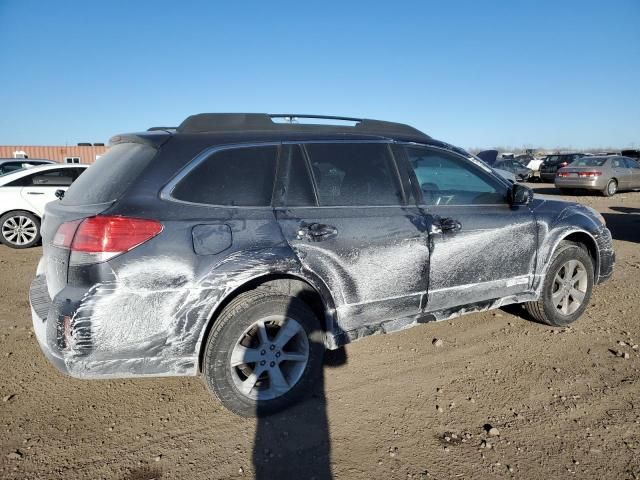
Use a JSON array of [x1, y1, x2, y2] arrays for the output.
[[229, 315, 309, 401], [551, 259, 588, 315], [2, 215, 38, 246]]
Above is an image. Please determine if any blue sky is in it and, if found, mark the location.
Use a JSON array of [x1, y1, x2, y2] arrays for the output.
[[0, 0, 638, 149]]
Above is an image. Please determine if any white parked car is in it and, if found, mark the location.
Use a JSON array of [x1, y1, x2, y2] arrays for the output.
[[0, 164, 87, 248]]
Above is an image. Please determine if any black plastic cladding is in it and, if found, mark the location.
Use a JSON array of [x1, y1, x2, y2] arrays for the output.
[[29, 115, 615, 380]]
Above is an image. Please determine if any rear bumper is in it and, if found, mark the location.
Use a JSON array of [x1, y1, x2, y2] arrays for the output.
[[29, 269, 200, 379], [29, 275, 70, 375], [540, 172, 557, 182], [554, 177, 607, 190]]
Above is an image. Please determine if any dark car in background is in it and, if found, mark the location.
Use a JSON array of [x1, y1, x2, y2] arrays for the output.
[[29, 113, 614, 416], [539, 153, 586, 182]]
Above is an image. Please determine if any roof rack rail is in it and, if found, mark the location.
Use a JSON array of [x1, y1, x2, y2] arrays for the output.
[[176, 113, 430, 140], [147, 126, 177, 132]]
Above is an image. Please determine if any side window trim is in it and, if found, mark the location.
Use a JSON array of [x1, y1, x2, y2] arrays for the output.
[[161, 142, 281, 209], [273, 144, 319, 208]]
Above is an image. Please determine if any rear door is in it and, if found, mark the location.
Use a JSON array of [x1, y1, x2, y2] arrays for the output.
[[19, 168, 82, 216], [275, 142, 430, 333], [623, 157, 640, 188], [397, 145, 537, 312], [610, 157, 633, 189]]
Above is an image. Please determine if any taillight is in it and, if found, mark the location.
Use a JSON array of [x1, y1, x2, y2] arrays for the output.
[[556, 171, 571, 177], [53, 216, 163, 265], [559, 162, 568, 167], [578, 171, 602, 177]]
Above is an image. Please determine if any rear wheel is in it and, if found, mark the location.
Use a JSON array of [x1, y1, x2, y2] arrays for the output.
[[202, 291, 324, 417], [525, 242, 594, 327], [0, 211, 41, 249], [602, 179, 617, 197]]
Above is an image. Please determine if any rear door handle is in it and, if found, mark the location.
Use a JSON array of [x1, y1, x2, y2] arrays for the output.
[[296, 223, 338, 241]]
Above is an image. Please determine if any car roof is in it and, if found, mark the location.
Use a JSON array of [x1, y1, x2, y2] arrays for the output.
[[0, 159, 54, 165], [110, 114, 474, 160], [0, 163, 87, 186]]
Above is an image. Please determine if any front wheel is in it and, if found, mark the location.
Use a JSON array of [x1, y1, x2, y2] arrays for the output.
[[525, 242, 594, 326], [0, 211, 41, 249], [202, 291, 324, 417]]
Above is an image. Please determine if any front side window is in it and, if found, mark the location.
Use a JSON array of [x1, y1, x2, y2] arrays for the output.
[[304, 143, 402, 206], [404, 146, 506, 206], [172, 145, 278, 206], [623, 157, 640, 169]]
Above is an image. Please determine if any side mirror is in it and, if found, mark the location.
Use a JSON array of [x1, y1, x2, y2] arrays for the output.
[[55, 189, 65, 200], [510, 184, 533, 206]]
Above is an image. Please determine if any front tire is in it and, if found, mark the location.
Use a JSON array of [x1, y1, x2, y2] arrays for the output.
[[202, 291, 324, 417], [525, 242, 594, 327], [0, 211, 41, 249]]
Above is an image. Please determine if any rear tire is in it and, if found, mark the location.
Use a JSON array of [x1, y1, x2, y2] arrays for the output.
[[202, 291, 324, 417], [602, 179, 617, 197], [0, 211, 41, 249], [525, 242, 594, 327]]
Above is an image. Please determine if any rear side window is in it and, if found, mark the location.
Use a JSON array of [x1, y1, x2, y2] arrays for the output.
[[172, 145, 278, 206], [304, 143, 402, 206], [6, 168, 78, 187], [63, 143, 157, 205]]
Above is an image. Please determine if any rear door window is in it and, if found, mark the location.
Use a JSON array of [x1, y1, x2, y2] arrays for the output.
[[63, 143, 157, 205], [7, 168, 76, 187], [304, 143, 403, 206], [172, 145, 278, 206]]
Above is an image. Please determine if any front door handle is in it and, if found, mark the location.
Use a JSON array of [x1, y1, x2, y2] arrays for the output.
[[296, 223, 338, 241], [26, 191, 45, 195], [431, 217, 462, 234]]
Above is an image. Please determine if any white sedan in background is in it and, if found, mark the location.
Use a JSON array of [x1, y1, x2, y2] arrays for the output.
[[0, 164, 87, 248]]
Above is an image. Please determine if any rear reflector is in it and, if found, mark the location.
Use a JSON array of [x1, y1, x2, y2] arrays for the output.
[[53, 216, 163, 265]]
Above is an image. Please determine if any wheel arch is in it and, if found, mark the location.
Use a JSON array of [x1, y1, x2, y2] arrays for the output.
[[196, 272, 339, 372], [544, 229, 600, 280]]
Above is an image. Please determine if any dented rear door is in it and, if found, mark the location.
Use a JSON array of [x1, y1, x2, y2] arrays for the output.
[[275, 143, 430, 333]]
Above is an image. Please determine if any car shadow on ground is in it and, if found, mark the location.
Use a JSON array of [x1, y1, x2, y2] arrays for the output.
[[603, 208, 640, 244], [252, 294, 347, 480]]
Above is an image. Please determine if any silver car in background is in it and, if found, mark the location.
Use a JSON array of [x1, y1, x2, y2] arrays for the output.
[[555, 155, 640, 196]]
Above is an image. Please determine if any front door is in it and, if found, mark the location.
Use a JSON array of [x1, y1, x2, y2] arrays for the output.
[[396, 144, 538, 312], [20, 168, 79, 216], [275, 142, 430, 334]]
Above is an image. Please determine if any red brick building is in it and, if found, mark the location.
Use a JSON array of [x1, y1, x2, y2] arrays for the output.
[[0, 145, 108, 164]]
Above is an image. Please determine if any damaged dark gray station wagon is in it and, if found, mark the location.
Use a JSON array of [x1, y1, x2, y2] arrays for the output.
[[30, 114, 615, 416]]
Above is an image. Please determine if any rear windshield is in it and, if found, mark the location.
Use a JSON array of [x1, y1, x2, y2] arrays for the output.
[[571, 157, 607, 167], [62, 143, 156, 205]]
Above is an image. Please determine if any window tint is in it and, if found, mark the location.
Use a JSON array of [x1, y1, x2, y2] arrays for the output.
[[572, 157, 607, 167], [7, 169, 76, 187], [405, 146, 505, 206], [63, 143, 156, 206], [611, 158, 624, 168], [281, 145, 315, 207], [305, 143, 402, 206], [624, 157, 640, 169], [172, 146, 278, 206]]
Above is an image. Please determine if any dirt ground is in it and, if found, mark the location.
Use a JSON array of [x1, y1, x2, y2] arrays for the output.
[[1, 185, 639, 480]]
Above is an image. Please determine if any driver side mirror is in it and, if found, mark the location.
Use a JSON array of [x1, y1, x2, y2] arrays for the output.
[[510, 184, 533, 206]]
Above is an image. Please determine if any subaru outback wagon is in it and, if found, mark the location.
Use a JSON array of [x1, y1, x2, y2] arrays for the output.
[[30, 114, 615, 416]]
